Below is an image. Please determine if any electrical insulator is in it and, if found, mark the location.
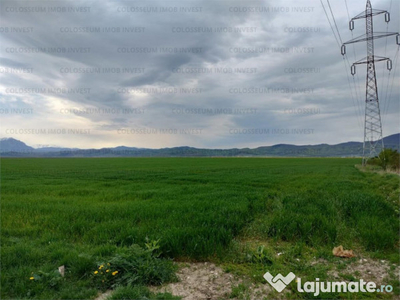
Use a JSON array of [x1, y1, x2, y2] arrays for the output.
[[341, 45, 346, 55], [385, 12, 390, 23], [387, 59, 392, 71], [351, 64, 356, 75], [349, 20, 354, 30]]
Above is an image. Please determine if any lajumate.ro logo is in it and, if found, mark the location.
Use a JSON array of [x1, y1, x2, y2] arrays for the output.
[[264, 272, 393, 296]]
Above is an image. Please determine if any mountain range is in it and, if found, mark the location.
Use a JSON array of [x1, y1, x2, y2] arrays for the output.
[[0, 134, 398, 157]]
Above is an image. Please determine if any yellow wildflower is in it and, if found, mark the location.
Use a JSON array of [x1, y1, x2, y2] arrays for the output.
[[29, 277, 34, 280], [99, 265, 104, 270], [94, 271, 98, 275], [112, 271, 118, 276], [106, 269, 110, 273]]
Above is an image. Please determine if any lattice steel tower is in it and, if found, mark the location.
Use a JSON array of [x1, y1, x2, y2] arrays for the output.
[[341, 0, 399, 165]]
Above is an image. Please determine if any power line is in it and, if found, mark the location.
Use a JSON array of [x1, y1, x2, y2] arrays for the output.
[[327, 0, 343, 44], [382, 46, 400, 129], [342, 57, 364, 130], [331, 0, 364, 127], [326, 0, 363, 131], [321, 0, 362, 129], [380, 0, 394, 129], [344, 0, 365, 121], [379, 0, 391, 120], [344, 0, 351, 21], [320, 0, 341, 49]]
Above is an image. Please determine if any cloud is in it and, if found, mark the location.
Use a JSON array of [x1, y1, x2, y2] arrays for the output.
[[0, 0, 398, 148]]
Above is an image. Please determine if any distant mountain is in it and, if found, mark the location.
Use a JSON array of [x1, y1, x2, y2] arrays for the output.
[[0, 133, 398, 157], [112, 146, 142, 151], [0, 138, 34, 153], [35, 147, 80, 152], [382, 134, 399, 149]]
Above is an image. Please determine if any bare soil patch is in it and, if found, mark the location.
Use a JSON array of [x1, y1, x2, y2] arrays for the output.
[[150, 262, 274, 300], [327, 258, 400, 286]]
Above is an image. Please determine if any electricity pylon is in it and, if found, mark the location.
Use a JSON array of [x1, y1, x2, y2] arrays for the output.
[[341, 0, 399, 166]]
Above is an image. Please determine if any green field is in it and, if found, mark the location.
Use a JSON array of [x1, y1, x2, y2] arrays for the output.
[[1, 158, 399, 299]]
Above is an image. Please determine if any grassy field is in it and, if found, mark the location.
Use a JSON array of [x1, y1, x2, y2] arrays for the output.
[[1, 158, 399, 299]]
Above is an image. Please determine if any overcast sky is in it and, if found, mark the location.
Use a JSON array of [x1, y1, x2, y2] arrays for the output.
[[0, 0, 398, 149]]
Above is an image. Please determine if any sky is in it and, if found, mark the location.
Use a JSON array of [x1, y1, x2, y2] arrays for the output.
[[0, 0, 399, 149]]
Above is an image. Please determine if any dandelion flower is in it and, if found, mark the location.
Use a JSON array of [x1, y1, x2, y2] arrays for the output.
[[106, 269, 110, 273], [94, 271, 98, 275], [29, 277, 34, 280], [112, 271, 118, 276], [99, 265, 104, 269]]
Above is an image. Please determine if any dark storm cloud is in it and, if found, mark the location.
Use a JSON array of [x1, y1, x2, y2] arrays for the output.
[[0, 0, 398, 148]]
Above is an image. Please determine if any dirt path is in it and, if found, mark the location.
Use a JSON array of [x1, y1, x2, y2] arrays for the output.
[[97, 258, 399, 300]]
